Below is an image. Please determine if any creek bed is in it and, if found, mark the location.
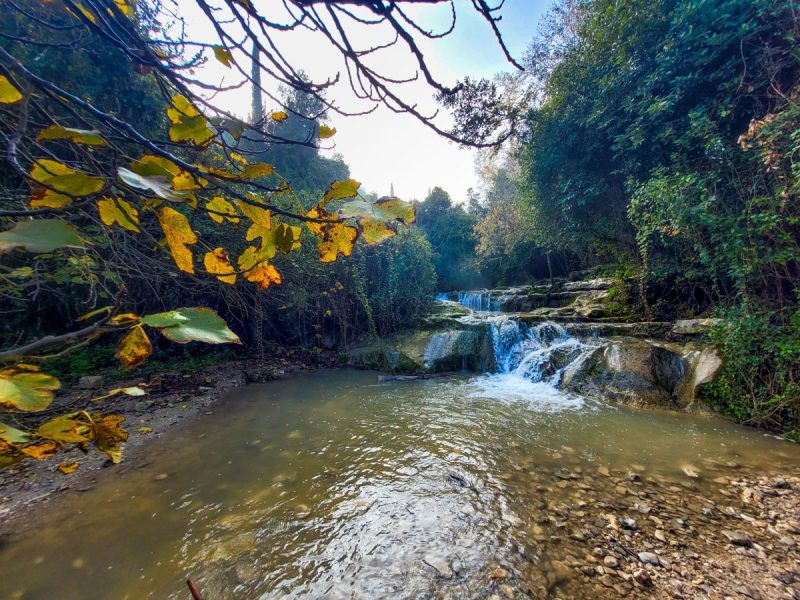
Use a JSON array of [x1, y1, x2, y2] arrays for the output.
[[1, 369, 798, 599]]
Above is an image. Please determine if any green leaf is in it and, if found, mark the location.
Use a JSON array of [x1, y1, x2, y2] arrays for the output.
[[0, 367, 61, 412], [0, 421, 30, 445], [0, 219, 84, 253], [142, 307, 241, 344]]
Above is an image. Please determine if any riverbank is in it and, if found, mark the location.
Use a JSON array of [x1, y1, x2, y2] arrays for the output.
[[0, 353, 331, 537]]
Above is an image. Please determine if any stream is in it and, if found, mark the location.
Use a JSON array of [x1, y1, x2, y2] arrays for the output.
[[1, 359, 799, 598]]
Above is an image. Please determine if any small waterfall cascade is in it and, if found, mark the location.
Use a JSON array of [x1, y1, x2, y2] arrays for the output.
[[457, 291, 500, 312], [488, 316, 591, 385]]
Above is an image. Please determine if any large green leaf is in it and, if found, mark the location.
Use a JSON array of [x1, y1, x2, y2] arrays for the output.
[[0, 219, 85, 253], [0, 368, 61, 412], [141, 307, 240, 344]]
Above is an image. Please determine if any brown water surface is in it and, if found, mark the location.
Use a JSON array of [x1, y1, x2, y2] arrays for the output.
[[1, 370, 798, 599]]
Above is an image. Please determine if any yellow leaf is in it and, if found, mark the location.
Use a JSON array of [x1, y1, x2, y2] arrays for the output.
[[360, 219, 396, 244], [93, 386, 147, 401], [58, 461, 80, 474], [317, 222, 358, 263], [0, 367, 60, 412], [114, 0, 135, 16], [237, 199, 271, 229], [0, 75, 23, 104], [271, 111, 288, 122], [97, 197, 140, 233], [109, 313, 140, 325], [322, 179, 361, 207], [213, 45, 234, 67], [318, 125, 336, 139], [93, 414, 128, 464], [230, 152, 248, 165], [167, 95, 214, 147], [240, 162, 274, 179], [205, 196, 239, 224], [138, 426, 152, 434], [304, 206, 338, 237], [156, 207, 197, 274], [73, 2, 97, 22], [38, 414, 92, 444], [29, 159, 104, 197], [29, 188, 71, 209], [204, 248, 236, 284], [115, 325, 152, 369], [130, 154, 180, 178], [245, 263, 282, 289], [36, 125, 106, 146], [19, 441, 58, 460]]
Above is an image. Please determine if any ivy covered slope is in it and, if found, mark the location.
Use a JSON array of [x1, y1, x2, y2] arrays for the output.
[[419, 0, 798, 433]]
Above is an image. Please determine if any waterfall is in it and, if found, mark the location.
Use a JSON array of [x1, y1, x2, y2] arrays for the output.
[[456, 291, 499, 312], [488, 317, 590, 385]]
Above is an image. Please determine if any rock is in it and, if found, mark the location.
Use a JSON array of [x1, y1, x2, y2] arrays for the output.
[[737, 586, 763, 600], [671, 318, 723, 335], [681, 464, 700, 478], [490, 566, 510, 580], [633, 569, 653, 586], [561, 340, 688, 408], [654, 530, 667, 542], [78, 375, 104, 390], [603, 555, 619, 568], [499, 583, 515, 599], [154, 473, 168, 481], [620, 517, 638, 530], [637, 552, 660, 566], [424, 556, 453, 578], [721, 530, 752, 547]]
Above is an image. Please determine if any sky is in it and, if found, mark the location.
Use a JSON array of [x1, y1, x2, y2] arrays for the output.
[[177, 0, 550, 203]]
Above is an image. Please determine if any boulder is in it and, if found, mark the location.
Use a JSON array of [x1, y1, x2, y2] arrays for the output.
[[561, 339, 688, 408]]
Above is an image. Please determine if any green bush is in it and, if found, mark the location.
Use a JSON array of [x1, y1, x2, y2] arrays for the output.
[[701, 305, 800, 432]]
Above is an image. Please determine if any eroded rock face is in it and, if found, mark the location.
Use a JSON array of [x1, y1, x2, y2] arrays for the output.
[[561, 339, 721, 409]]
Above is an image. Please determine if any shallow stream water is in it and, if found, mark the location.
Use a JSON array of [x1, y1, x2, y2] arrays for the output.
[[1, 369, 799, 599]]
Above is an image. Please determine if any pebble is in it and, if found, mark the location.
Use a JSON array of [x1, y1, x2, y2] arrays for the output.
[[654, 529, 667, 542], [603, 555, 619, 568], [489, 566, 509, 580], [633, 569, 652, 586], [619, 517, 638, 530], [637, 552, 660, 566], [721, 530, 752, 547], [154, 473, 168, 481], [681, 465, 700, 478]]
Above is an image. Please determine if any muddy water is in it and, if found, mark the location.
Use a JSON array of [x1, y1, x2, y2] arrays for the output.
[[1, 370, 799, 599]]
